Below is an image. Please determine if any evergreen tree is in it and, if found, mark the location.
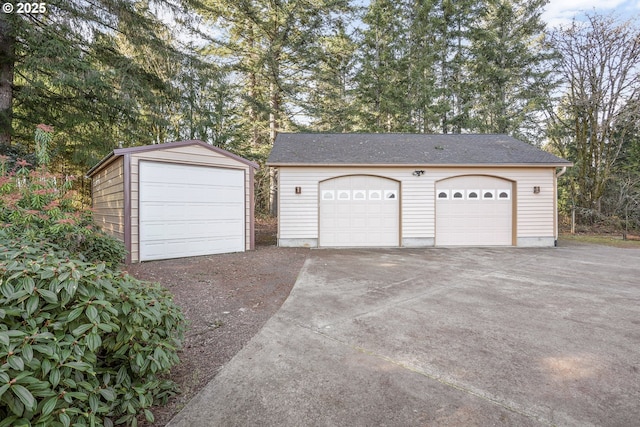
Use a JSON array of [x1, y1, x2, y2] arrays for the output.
[[405, 0, 440, 133], [306, 22, 358, 132], [1, 0, 198, 171], [355, 0, 412, 132], [199, 0, 353, 214], [408, 0, 478, 133], [200, 0, 352, 145], [0, 13, 16, 145], [469, 0, 556, 142], [170, 51, 245, 152]]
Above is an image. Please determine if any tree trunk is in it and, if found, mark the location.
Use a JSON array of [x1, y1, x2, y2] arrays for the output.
[[247, 24, 260, 148], [0, 14, 15, 145], [269, 81, 278, 144], [249, 70, 259, 147], [269, 81, 280, 215]]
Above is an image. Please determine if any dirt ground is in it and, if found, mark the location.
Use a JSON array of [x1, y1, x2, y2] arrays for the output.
[[125, 218, 309, 426]]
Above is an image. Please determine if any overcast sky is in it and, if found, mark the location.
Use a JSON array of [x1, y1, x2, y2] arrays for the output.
[[542, 0, 640, 27]]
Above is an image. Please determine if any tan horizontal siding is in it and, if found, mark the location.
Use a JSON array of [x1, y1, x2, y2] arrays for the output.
[[514, 169, 555, 237], [92, 193, 124, 205], [278, 166, 558, 244], [91, 157, 125, 242], [91, 208, 124, 217], [94, 184, 122, 196], [278, 167, 430, 241], [278, 172, 319, 238]]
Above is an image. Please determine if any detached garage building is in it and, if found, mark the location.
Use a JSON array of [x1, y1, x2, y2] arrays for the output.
[[267, 133, 571, 248], [87, 140, 258, 263]]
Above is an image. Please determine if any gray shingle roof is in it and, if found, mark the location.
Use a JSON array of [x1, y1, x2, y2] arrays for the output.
[[267, 133, 571, 166]]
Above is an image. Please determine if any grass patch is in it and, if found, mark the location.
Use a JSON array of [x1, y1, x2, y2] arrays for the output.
[[559, 233, 640, 248]]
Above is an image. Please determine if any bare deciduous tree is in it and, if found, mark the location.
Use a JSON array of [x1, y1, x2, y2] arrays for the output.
[[548, 14, 640, 215]]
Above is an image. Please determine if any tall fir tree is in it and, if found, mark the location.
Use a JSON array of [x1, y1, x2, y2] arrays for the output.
[[407, 0, 478, 133], [200, 0, 352, 146], [0, 13, 15, 145], [306, 22, 358, 132], [353, 0, 554, 138], [198, 0, 353, 213], [1, 0, 201, 172], [355, 0, 412, 132], [469, 0, 556, 142]]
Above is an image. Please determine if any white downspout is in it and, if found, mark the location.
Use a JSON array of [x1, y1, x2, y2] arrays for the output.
[[554, 167, 567, 245], [556, 166, 567, 178]]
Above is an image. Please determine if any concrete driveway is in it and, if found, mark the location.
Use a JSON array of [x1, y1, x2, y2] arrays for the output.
[[167, 243, 640, 426]]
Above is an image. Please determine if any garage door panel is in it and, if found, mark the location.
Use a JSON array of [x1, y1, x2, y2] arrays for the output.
[[142, 237, 241, 260], [366, 217, 383, 228], [142, 185, 243, 204], [142, 220, 242, 237], [139, 162, 245, 261], [436, 176, 513, 246], [141, 204, 242, 222], [337, 205, 353, 215], [320, 175, 399, 247]]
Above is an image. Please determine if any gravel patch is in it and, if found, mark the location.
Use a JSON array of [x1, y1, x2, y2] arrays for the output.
[[125, 219, 308, 426]]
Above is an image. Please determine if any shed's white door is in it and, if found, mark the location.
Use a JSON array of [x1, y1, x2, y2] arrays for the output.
[[139, 161, 245, 261], [319, 175, 399, 247], [436, 175, 513, 246]]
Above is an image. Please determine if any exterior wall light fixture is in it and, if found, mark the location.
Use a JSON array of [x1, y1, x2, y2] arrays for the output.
[[533, 186, 541, 194], [412, 170, 425, 176]]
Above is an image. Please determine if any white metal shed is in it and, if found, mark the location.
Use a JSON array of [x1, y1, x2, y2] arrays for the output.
[[87, 140, 258, 262], [267, 133, 572, 248]]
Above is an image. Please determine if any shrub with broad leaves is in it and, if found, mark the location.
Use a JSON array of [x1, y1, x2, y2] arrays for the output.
[[1, 157, 186, 426], [0, 156, 126, 267], [0, 236, 185, 426]]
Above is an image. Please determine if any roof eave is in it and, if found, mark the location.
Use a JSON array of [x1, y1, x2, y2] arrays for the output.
[[267, 162, 573, 168], [86, 151, 118, 178], [88, 140, 259, 178], [113, 140, 259, 169]]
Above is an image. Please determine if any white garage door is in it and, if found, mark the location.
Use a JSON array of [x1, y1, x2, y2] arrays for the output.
[[139, 161, 245, 261], [436, 175, 513, 246], [319, 175, 399, 247]]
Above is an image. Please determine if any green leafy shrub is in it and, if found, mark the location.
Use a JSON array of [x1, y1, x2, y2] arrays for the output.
[[0, 157, 125, 266], [0, 233, 185, 426], [1, 156, 185, 425]]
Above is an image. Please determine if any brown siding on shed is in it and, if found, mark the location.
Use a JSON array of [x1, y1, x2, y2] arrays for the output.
[[91, 156, 125, 241]]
